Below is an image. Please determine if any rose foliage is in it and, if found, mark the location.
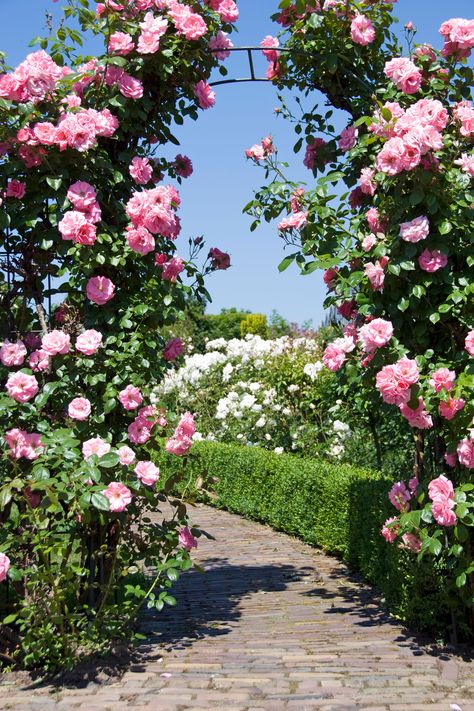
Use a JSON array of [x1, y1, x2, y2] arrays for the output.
[[0, 0, 236, 668]]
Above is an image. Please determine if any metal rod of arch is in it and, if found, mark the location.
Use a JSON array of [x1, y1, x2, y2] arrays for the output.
[[209, 46, 282, 87]]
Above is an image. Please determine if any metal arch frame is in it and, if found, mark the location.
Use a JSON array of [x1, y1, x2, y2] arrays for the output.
[[209, 46, 293, 87]]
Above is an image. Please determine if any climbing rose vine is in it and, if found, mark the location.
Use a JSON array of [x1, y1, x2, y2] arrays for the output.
[[245, 1, 474, 629], [0, 0, 234, 668]]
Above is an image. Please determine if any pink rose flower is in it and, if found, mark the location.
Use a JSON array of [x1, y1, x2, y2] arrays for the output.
[[464, 330, 474, 356], [207, 0, 239, 23], [129, 156, 153, 185], [323, 267, 339, 290], [67, 181, 97, 211], [445, 451, 457, 467], [0, 340, 27, 367], [29, 349, 50, 372], [359, 167, 377, 195], [381, 516, 399, 543], [76, 329, 103, 355], [429, 368, 455, 393], [323, 343, 346, 372], [399, 215, 429, 243], [376, 137, 405, 175], [103, 482, 132, 512], [338, 124, 358, 152], [428, 475, 454, 502], [193, 80, 216, 110], [454, 152, 474, 177], [41, 330, 70, 356], [432, 499, 457, 527], [278, 211, 308, 231], [439, 397, 465, 420], [5, 428, 44, 460], [175, 412, 196, 439], [362, 234, 377, 251], [401, 533, 422, 553], [169, 3, 207, 40], [364, 260, 386, 291], [6, 179, 26, 199], [418, 249, 448, 272], [209, 30, 234, 61], [82, 437, 111, 459], [351, 14, 375, 46], [165, 435, 193, 456], [33, 122, 57, 145], [303, 137, 327, 170], [457, 437, 474, 469], [389, 481, 411, 512], [68, 397, 91, 421], [178, 526, 198, 551], [117, 445, 136, 465], [0, 553, 11, 583], [86, 276, 116, 305], [376, 364, 411, 406], [359, 318, 393, 352], [400, 397, 433, 429], [384, 57, 422, 94], [261, 35, 280, 62], [6, 372, 39, 403], [394, 357, 419, 385], [108, 31, 134, 55], [58, 210, 97, 245], [135, 460, 160, 486], [137, 13, 168, 54], [126, 226, 155, 255], [128, 417, 152, 445], [119, 384, 143, 410], [163, 337, 184, 361], [118, 73, 144, 99]]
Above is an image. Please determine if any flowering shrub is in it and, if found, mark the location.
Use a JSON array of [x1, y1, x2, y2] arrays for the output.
[[155, 332, 410, 469], [245, 1, 474, 630], [0, 0, 235, 668]]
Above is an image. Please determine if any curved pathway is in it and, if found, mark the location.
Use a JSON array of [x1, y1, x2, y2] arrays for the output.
[[2, 504, 474, 711]]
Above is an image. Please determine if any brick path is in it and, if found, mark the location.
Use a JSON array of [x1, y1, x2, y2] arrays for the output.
[[2, 503, 474, 710]]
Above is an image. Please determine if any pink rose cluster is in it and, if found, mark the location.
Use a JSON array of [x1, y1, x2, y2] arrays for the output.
[[399, 397, 433, 429], [452, 102, 474, 138], [376, 357, 419, 406], [165, 411, 195, 456], [31, 108, 119, 153], [384, 57, 422, 95], [128, 405, 166, 445], [0, 50, 67, 103], [278, 211, 308, 232], [439, 18, 474, 59], [59, 181, 101, 246], [260, 35, 281, 78], [370, 99, 447, 176], [205, 0, 239, 23], [5, 428, 44, 460], [126, 184, 181, 239], [245, 135, 275, 162], [137, 12, 169, 54], [104, 65, 144, 99], [168, 1, 207, 40], [428, 475, 457, 527]]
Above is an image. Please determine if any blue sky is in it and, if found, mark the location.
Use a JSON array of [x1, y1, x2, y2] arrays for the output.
[[0, 0, 472, 326]]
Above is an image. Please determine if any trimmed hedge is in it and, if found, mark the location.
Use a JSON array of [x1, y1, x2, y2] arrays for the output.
[[157, 442, 455, 637]]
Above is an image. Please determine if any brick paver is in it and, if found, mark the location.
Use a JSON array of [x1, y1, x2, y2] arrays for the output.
[[1, 503, 474, 710]]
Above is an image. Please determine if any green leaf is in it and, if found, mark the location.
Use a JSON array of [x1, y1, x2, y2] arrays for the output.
[[97, 452, 120, 468], [35, 381, 62, 409], [91, 492, 110, 511], [428, 538, 442, 556], [439, 220, 453, 235], [46, 177, 62, 191], [3, 613, 17, 625], [456, 572, 467, 588], [167, 568, 179, 582], [278, 254, 296, 273], [398, 297, 409, 312]]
